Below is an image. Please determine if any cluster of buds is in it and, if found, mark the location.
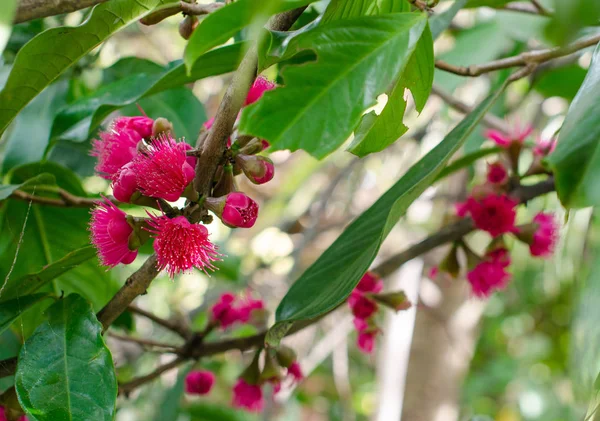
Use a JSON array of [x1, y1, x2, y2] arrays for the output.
[[210, 291, 266, 329], [348, 272, 410, 354], [231, 346, 304, 412], [88, 77, 277, 277], [430, 123, 559, 297]]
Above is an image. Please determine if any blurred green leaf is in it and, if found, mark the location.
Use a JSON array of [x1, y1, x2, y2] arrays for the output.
[[184, 0, 314, 72], [187, 402, 260, 421], [271, 82, 507, 341], [0, 0, 172, 137], [533, 63, 588, 100], [435, 146, 502, 182], [0, 173, 56, 201], [16, 294, 117, 421], [52, 43, 244, 143], [0, 0, 17, 54], [152, 365, 191, 421], [430, 0, 467, 39], [321, 0, 410, 22], [239, 13, 429, 158], [547, 44, 600, 208], [0, 293, 51, 335], [546, 0, 600, 45]]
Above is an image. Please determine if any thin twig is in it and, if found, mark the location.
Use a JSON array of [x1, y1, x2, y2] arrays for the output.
[[119, 357, 186, 396], [108, 332, 181, 351], [14, 0, 109, 23], [128, 305, 191, 339], [529, 0, 551, 15], [9, 189, 108, 208], [435, 33, 600, 77], [502, 3, 548, 16]]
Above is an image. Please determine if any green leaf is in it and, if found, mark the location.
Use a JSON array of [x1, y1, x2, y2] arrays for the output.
[[546, 44, 600, 208], [187, 402, 260, 421], [0, 294, 51, 335], [271, 83, 506, 342], [184, 0, 313, 72], [121, 87, 206, 144], [0, 173, 56, 201], [434, 146, 502, 182], [533, 63, 588, 100], [53, 43, 244, 143], [0, 0, 17, 54], [429, 0, 467, 39], [152, 365, 191, 421], [321, 0, 410, 22], [15, 294, 117, 421], [239, 13, 429, 159], [0, 0, 172, 137], [1, 80, 68, 173]]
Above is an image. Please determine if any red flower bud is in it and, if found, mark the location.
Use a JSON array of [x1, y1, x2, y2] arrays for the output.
[[111, 162, 138, 202], [185, 370, 215, 395], [205, 193, 259, 228], [236, 154, 274, 185]]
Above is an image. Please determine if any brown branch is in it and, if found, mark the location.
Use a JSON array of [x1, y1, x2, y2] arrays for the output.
[[502, 3, 548, 16], [431, 85, 509, 133], [529, 0, 551, 15], [119, 357, 186, 396], [435, 33, 600, 77], [14, 0, 109, 23], [128, 305, 191, 339], [9, 189, 108, 208], [108, 332, 181, 351]]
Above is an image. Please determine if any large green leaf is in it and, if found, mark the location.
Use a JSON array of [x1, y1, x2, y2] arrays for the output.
[[0, 0, 17, 54], [0, 0, 171, 137], [15, 294, 117, 421], [271, 83, 506, 340], [239, 13, 429, 159], [430, 0, 468, 39], [53, 43, 244, 143], [321, 0, 410, 22], [0, 294, 51, 335], [0, 173, 56, 201], [184, 0, 313, 71], [546, 44, 600, 208]]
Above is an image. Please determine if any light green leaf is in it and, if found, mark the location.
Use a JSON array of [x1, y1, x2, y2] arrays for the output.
[[0, 0, 17, 54], [434, 146, 502, 182], [239, 13, 429, 159], [0, 0, 172, 137], [321, 0, 410, 22], [184, 0, 313, 72], [0, 173, 56, 201], [0, 294, 51, 335], [430, 0, 467, 39], [53, 43, 244, 143], [271, 83, 507, 342], [15, 294, 117, 421], [546, 44, 600, 208]]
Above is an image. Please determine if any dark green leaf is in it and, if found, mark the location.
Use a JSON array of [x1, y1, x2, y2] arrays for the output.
[[0, 0, 17, 53], [184, 0, 313, 72], [321, 0, 410, 23], [533, 63, 588, 100], [271, 83, 507, 341], [239, 13, 429, 158], [53, 43, 244, 143], [434, 146, 502, 182], [0, 294, 51, 335], [0, 173, 56, 201], [0, 0, 172, 137], [15, 294, 117, 421], [546, 44, 600, 208]]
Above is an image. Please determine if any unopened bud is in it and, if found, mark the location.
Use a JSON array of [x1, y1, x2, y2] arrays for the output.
[[240, 351, 262, 385], [259, 352, 282, 383], [205, 192, 259, 228], [238, 138, 264, 155], [275, 346, 297, 369], [439, 243, 460, 278], [152, 117, 173, 137], [179, 15, 198, 40], [236, 154, 274, 185], [369, 291, 411, 312]]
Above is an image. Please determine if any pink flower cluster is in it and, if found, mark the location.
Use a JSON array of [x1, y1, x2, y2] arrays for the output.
[[210, 292, 265, 329], [348, 272, 383, 354], [434, 122, 559, 297], [89, 77, 277, 276]]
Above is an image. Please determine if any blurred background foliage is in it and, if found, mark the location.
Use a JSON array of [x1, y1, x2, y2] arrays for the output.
[[1, 0, 600, 420]]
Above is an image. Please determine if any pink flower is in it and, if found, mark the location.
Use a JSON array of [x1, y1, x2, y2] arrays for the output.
[[245, 76, 276, 106], [533, 136, 557, 156], [466, 249, 512, 298], [111, 162, 138, 202], [353, 317, 369, 332], [461, 194, 519, 237], [146, 214, 220, 277], [350, 295, 378, 319], [485, 122, 533, 148], [236, 295, 265, 323], [133, 135, 196, 202], [287, 361, 304, 382], [428, 266, 439, 279], [357, 331, 376, 354], [232, 379, 264, 412], [113, 116, 154, 138], [222, 192, 259, 228], [211, 292, 264, 328], [486, 162, 508, 185], [530, 212, 558, 257], [356, 271, 383, 294], [91, 122, 144, 179], [90, 199, 137, 267], [185, 370, 215, 395]]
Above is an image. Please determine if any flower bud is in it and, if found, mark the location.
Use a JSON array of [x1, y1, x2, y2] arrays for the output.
[[259, 352, 282, 383], [236, 154, 274, 185], [370, 291, 411, 312], [112, 162, 138, 202], [275, 346, 297, 369], [185, 370, 215, 395], [179, 15, 198, 40], [152, 117, 173, 137], [438, 243, 460, 278], [205, 192, 259, 228], [238, 138, 264, 155]]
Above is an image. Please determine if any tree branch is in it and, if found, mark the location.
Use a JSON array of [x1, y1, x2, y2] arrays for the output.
[[14, 0, 109, 24], [9, 189, 109, 208], [108, 332, 181, 351], [435, 33, 600, 77], [128, 305, 191, 339]]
